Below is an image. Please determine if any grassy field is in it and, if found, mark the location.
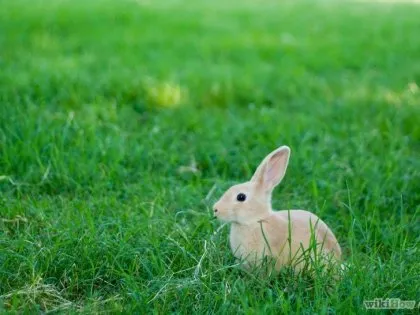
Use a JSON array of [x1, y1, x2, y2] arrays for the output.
[[1, 0, 419, 313]]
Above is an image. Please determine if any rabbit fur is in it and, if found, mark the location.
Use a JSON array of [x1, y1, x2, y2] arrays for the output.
[[213, 146, 341, 272]]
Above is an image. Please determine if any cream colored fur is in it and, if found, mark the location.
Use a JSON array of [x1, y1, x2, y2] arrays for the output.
[[213, 146, 341, 273]]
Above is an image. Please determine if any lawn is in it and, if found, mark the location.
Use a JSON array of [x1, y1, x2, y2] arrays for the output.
[[0, 0, 419, 313]]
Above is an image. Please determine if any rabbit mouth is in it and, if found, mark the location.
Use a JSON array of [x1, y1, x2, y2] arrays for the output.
[[214, 212, 234, 223]]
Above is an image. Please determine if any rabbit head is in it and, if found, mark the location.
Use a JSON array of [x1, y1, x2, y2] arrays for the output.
[[213, 146, 290, 225]]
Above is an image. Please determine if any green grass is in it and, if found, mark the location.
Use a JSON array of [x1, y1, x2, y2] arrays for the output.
[[1, 0, 419, 313]]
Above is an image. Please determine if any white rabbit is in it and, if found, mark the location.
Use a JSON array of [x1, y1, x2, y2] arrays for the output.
[[213, 146, 341, 273]]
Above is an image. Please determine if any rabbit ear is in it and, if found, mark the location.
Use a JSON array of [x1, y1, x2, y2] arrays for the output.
[[251, 146, 291, 192]]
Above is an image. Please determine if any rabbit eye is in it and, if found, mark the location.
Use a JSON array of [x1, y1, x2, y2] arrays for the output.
[[236, 193, 246, 202]]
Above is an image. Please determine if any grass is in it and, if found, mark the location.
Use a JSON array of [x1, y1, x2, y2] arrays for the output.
[[0, 0, 419, 313]]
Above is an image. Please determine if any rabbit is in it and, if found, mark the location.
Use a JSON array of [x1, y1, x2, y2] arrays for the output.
[[213, 146, 341, 273]]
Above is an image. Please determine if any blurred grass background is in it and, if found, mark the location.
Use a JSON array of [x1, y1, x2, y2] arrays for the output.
[[0, 0, 419, 313]]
